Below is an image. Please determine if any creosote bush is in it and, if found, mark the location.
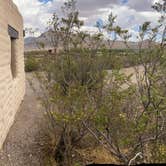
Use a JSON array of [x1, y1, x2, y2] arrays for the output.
[[25, 56, 40, 72], [30, 0, 166, 165]]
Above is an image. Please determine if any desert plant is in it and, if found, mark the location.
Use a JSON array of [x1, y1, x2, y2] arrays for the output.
[[82, 1, 166, 164], [30, 0, 166, 165], [31, 1, 105, 165], [25, 56, 39, 72]]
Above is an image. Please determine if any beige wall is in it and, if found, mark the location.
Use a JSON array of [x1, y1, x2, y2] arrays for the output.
[[0, 0, 25, 148]]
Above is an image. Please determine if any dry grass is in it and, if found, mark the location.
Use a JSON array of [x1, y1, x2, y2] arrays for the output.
[[77, 146, 118, 165]]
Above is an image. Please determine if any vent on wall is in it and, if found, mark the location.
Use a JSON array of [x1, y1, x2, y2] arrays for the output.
[[8, 25, 19, 78]]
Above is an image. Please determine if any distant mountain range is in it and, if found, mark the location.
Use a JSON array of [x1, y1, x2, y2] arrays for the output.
[[24, 30, 53, 51], [24, 30, 158, 52]]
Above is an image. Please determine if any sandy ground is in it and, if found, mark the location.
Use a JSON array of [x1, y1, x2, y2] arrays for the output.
[[0, 74, 51, 166], [106, 65, 144, 89]]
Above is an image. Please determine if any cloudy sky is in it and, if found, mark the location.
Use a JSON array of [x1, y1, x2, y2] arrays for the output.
[[13, 0, 161, 40]]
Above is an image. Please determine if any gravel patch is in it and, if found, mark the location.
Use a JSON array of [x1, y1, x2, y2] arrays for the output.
[[0, 74, 52, 166]]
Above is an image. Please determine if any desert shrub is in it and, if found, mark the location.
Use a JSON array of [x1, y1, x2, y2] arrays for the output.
[[36, 47, 106, 165], [31, 1, 104, 165], [24, 50, 48, 56], [30, 0, 166, 165], [25, 56, 39, 72]]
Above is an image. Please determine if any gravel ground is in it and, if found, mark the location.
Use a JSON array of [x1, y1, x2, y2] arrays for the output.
[[0, 74, 51, 166]]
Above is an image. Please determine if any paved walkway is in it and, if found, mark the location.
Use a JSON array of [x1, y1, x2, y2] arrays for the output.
[[0, 74, 51, 166]]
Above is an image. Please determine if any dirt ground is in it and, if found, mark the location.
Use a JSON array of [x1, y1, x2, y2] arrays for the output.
[[0, 74, 52, 166]]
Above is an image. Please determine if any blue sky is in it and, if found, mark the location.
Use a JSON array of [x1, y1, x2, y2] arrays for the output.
[[121, 0, 128, 4], [13, 0, 161, 40], [39, 0, 52, 3]]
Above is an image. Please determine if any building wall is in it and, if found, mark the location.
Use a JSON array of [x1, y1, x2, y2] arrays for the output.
[[0, 0, 25, 148]]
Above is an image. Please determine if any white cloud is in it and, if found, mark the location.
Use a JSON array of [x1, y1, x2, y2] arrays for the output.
[[13, 0, 53, 31], [13, 0, 162, 39]]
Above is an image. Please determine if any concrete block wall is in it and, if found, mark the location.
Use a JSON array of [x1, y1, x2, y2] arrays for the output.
[[0, 0, 25, 148]]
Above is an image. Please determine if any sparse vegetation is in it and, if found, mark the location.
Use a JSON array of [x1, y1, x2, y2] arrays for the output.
[[25, 56, 40, 72]]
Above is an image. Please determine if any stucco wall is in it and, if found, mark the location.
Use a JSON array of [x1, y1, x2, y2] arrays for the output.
[[0, 0, 25, 148]]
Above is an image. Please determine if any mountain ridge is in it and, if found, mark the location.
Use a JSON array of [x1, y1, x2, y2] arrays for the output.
[[24, 30, 158, 52]]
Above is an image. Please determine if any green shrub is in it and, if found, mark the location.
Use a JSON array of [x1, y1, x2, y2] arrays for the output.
[[25, 56, 39, 72]]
